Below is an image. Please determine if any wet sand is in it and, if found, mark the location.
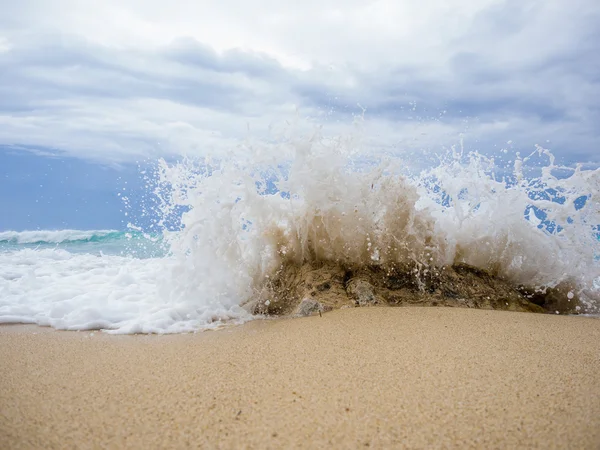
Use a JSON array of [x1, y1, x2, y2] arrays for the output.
[[1, 307, 599, 449]]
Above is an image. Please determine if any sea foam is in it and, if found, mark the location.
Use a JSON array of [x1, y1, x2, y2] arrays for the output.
[[0, 127, 598, 333], [0, 248, 250, 333], [0, 229, 119, 244]]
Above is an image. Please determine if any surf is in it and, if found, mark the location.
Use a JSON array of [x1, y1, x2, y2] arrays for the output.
[[0, 229, 121, 245], [141, 130, 598, 330], [0, 123, 598, 333]]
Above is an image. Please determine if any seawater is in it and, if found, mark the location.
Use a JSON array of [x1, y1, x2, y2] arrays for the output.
[[1, 130, 599, 333], [0, 230, 166, 257]]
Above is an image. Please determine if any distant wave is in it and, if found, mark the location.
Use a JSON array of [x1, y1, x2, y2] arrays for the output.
[[0, 229, 128, 245]]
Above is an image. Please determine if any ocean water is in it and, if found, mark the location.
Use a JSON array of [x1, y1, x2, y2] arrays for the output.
[[1, 132, 599, 333]]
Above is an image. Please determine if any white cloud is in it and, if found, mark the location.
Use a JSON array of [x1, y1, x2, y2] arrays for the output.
[[0, 0, 599, 165], [0, 37, 11, 53], [0, 0, 564, 67]]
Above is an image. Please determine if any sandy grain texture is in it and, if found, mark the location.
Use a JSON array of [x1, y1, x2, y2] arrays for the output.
[[1, 308, 599, 449]]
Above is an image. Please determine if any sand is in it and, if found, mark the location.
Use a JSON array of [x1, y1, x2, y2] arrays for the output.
[[1, 307, 599, 449]]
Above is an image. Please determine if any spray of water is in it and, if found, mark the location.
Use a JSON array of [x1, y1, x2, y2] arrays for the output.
[[2, 121, 597, 333], [153, 125, 600, 319]]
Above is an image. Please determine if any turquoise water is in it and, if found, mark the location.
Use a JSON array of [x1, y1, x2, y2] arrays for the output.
[[0, 230, 167, 258]]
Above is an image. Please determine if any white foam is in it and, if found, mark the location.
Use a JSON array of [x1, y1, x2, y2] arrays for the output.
[[0, 229, 118, 244], [0, 248, 251, 333], [0, 127, 598, 333], [159, 137, 599, 317]]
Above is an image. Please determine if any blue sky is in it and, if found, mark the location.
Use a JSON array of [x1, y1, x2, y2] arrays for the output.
[[1, 0, 599, 230], [0, 148, 137, 230]]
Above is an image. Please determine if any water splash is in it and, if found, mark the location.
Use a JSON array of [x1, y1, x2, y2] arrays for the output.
[[154, 127, 600, 318], [1, 122, 598, 333]]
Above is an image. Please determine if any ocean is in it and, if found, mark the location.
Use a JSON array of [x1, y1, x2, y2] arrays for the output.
[[1, 140, 599, 333]]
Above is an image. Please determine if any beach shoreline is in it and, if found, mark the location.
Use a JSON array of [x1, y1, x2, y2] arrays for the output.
[[2, 307, 599, 449]]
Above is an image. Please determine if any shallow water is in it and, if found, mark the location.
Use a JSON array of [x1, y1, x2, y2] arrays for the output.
[[1, 130, 599, 333]]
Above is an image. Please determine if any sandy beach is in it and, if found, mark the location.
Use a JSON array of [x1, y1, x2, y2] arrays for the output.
[[1, 307, 599, 449]]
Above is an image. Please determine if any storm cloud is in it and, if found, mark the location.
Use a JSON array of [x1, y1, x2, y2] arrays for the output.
[[0, 0, 599, 164]]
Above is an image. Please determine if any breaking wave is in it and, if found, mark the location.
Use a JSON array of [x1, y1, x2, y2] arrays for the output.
[[0, 123, 598, 333], [157, 131, 599, 323], [0, 229, 121, 245]]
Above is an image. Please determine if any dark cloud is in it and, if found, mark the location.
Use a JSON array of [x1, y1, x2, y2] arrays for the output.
[[165, 37, 285, 79], [462, 0, 536, 40], [1, 21, 599, 164]]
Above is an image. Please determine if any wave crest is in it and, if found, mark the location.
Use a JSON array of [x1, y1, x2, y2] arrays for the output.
[[0, 229, 120, 244], [158, 134, 600, 316]]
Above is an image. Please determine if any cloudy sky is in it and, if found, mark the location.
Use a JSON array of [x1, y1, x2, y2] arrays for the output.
[[1, 0, 599, 229]]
